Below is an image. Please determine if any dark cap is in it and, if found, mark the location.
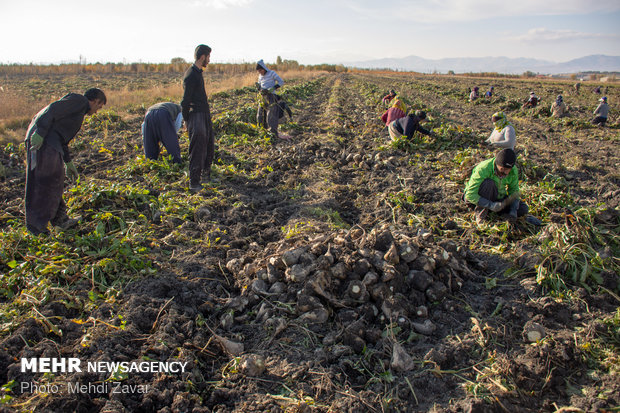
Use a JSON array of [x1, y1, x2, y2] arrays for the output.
[[495, 148, 516, 168]]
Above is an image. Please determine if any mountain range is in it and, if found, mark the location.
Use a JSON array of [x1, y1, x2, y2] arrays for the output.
[[346, 54, 620, 75]]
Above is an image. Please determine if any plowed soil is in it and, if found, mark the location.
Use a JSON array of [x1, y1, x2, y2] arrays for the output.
[[0, 71, 618, 412]]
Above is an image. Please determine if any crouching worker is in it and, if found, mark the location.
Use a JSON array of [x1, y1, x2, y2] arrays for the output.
[[388, 110, 435, 141], [381, 98, 407, 126], [522, 91, 540, 109], [256, 59, 289, 139], [464, 148, 528, 225], [142, 102, 183, 163], [486, 112, 516, 149], [25, 88, 106, 235], [382, 89, 397, 105], [592, 97, 609, 126]]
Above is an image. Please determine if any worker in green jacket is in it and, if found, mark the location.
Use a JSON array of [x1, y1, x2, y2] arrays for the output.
[[464, 148, 528, 225]]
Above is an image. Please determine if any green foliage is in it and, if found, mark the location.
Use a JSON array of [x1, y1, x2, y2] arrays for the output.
[[432, 123, 481, 148], [280, 78, 323, 103], [213, 106, 258, 135], [499, 100, 522, 112], [308, 207, 350, 229], [391, 123, 481, 153], [555, 117, 596, 131], [533, 207, 619, 295], [387, 190, 417, 212], [389, 135, 416, 152], [521, 173, 573, 219], [83, 110, 127, 133]]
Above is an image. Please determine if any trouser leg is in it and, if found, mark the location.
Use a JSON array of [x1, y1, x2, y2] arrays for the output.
[[266, 94, 279, 137], [478, 178, 499, 202], [257, 105, 267, 128], [142, 113, 161, 161], [154, 109, 182, 163], [188, 112, 207, 185], [50, 198, 69, 226], [388, 121, 402, 140], [203, 113, 214, 177], [25, 144, 65, 235]]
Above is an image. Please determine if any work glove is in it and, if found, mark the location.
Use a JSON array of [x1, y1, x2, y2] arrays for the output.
[[255, 82, 261, 91], [274, 84, 281, 90], [65, 161, 79, 181], [508, 199, 519, 219], [501, 192, 520, 210], [30, 132, 44, 150], [477, 197, 503, 212]]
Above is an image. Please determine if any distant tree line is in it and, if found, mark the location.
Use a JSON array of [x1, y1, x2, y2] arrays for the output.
[[0, 57, 348, 75]]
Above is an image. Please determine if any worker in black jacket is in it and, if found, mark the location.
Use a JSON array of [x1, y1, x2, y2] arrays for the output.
[[24, 88, 106, 235], [181, 44, 213, 192], [388, 110, 435, 141]]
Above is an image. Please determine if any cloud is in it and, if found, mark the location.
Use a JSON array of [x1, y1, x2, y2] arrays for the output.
[[341, 0, 620, 23], [513, 28, 620, 43], [191, 0, 254, 9]]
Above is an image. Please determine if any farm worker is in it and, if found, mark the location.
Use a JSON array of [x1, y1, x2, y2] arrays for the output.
[[592, 97, 609, 126], [486, 112, 516, 150], [181, 44, 214, 192], [573, 82, 581, 94], [592, 86, 601, 94], [522, 91, 540, 109], [550, 95, 568, 118], [485, 86, 494, 98], [463, 148, 529, 225], [380, 99, 407, 126], [388, 110, 435, 141], [24, 88, 106, 235], [469, 87, 480, 101], [382, 89, 397, 105], [256, 59, 286, 140], [141, 102, 183, 163]]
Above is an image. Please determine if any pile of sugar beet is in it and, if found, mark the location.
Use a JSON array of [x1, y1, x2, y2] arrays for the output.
[[223, 224, 481, 373]]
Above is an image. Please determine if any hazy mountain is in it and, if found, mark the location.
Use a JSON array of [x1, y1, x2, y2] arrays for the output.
[[346, 54, 620, 75]]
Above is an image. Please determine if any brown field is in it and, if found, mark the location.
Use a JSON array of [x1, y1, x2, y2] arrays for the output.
[[0, 69, 618, 412]]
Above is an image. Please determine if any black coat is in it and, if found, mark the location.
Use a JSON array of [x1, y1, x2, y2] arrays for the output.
[[26, 93, 90, 162], [181, 65, 210, 121]]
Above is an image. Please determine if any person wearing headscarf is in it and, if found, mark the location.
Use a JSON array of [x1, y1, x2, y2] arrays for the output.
[[522, 91, 540, 109], [550, 95, 568, 118], [592, 97, 609, 126], [256, 59, 286, 139], [485, 86, 494, 98], [469, 87, 480, 101], [463, 148, 529, 225], [382, 89, 397, 105], [486, 112, 516, 150], [388, 110, 435, 141], [381, 98, 407, 126]]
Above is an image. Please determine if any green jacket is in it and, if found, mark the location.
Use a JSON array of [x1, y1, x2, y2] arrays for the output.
[[464, 157, 519, 204]]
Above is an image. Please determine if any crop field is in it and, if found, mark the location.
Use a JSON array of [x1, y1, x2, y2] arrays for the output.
[[0, 70, 618, 412]]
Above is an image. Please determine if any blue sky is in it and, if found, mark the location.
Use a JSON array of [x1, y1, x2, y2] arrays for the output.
[[1, 0, 619, 65]]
